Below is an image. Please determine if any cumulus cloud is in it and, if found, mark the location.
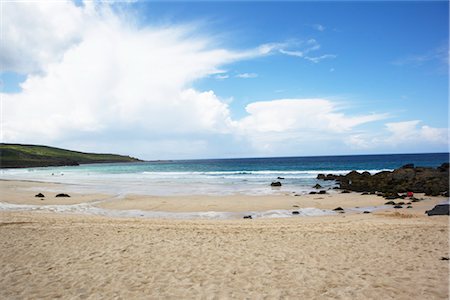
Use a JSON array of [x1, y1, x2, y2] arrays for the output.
[[346, 120, 448, 152], [235, 99, 387, 133], [1, 1, 251, 146], [385, 120, 448, 144], [1, 1, 444, 158], [232, 99, 388, 153], [1, 1, 85, 74]]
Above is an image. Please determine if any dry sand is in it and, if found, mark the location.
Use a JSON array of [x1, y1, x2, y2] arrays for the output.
[[0, 179, 449, 299]]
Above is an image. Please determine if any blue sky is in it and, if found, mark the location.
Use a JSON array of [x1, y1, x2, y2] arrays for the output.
[[0, 1, 448, 159]]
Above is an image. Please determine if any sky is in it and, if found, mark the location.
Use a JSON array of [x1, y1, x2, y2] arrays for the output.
[[0, 0, 448, 159]]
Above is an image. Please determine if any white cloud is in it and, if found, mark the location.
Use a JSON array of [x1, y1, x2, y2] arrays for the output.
[[346, 120, 448, 151], [1, 1, 86, 74], [0, 1, 257, 147], [385, 120, 448, 144], [279, 39, 335, 64], [1, 1, 444, 158], [235, 73, 258, 79], [235, 99, 387, 134], [231, 99, 388, 153], [305, 54, 337, 63], [279, 49, 304, 57]]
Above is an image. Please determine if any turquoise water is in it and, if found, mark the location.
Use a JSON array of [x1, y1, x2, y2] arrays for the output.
[[1, 153, 448, 196]]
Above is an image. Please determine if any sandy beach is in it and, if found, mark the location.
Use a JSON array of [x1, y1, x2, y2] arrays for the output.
[[0, 179, 449, 299]]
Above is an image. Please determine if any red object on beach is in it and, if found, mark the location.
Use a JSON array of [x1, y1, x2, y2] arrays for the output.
[[407, 191, 414, 197]]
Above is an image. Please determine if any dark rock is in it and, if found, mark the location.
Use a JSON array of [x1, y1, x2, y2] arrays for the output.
[[361, 192, 369, 195], [294, 194, 301, 197], [396, 201, 405, 205], [317, 174, 339, 181], [243, 215, 252, 219], [292, 211, 300, 215], [442, 191, 449, 197], [384, 192, 400, 200], [277, 177, 285, 180], [394, 205, 403, 209], [35, 193, 45, 198], [293, 205, 299, 207], [318, 163, 449, 194], [341, 190, 350, 194], [363, 211, 371, 214], [441, 257, 450, 260], [438, 163, 449, 172], [318, 190, 327, 194], [385, 201, 396, 205], [55, 193, 70, 197], [411, 197, 420, 202], [271, 181, 282, 187], [333, 207, 344, 211], [309, 191, 317, 195], [401, 163, 414, 169], [406, 202, 411, 205], [313, 183, 323, 189], [407, 206, 413, 208], [426, 203, 450, 216]]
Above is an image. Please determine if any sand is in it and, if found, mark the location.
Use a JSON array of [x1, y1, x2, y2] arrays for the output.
[[0, 179, 449, 299]]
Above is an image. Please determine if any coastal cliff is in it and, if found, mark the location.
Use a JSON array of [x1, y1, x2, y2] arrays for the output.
[[0, 143, 142, 168]]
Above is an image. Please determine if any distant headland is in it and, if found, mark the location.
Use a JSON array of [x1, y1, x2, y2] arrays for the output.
[[0, 143, 142, 168]]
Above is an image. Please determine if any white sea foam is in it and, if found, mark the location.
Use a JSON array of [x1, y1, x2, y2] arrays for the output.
[[0, 167, 393, 196], [0, 201, 338, 219]]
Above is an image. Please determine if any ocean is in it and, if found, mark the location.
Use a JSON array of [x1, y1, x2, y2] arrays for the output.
[[1, 153, 448, 196]]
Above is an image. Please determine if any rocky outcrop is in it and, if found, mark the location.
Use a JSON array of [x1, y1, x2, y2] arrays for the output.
[[317, 163, 449, 195]]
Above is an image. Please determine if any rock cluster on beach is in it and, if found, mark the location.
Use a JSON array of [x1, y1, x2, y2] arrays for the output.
[[317, 163, 449, 195]]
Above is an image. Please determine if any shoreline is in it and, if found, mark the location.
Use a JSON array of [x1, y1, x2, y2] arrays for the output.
[[0, 179, 447, 218]]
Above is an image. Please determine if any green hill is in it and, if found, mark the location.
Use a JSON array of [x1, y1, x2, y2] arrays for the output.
[[0, 143, 142, 168]]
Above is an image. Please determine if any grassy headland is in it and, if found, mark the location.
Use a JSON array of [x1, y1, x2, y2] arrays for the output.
[[0, 143, 142, 168]]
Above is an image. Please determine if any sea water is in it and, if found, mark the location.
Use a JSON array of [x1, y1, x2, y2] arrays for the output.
[[1, 153, 447, 196]]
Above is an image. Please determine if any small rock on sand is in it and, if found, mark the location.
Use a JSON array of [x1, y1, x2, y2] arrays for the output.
[[55, 193, 71, 197]]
